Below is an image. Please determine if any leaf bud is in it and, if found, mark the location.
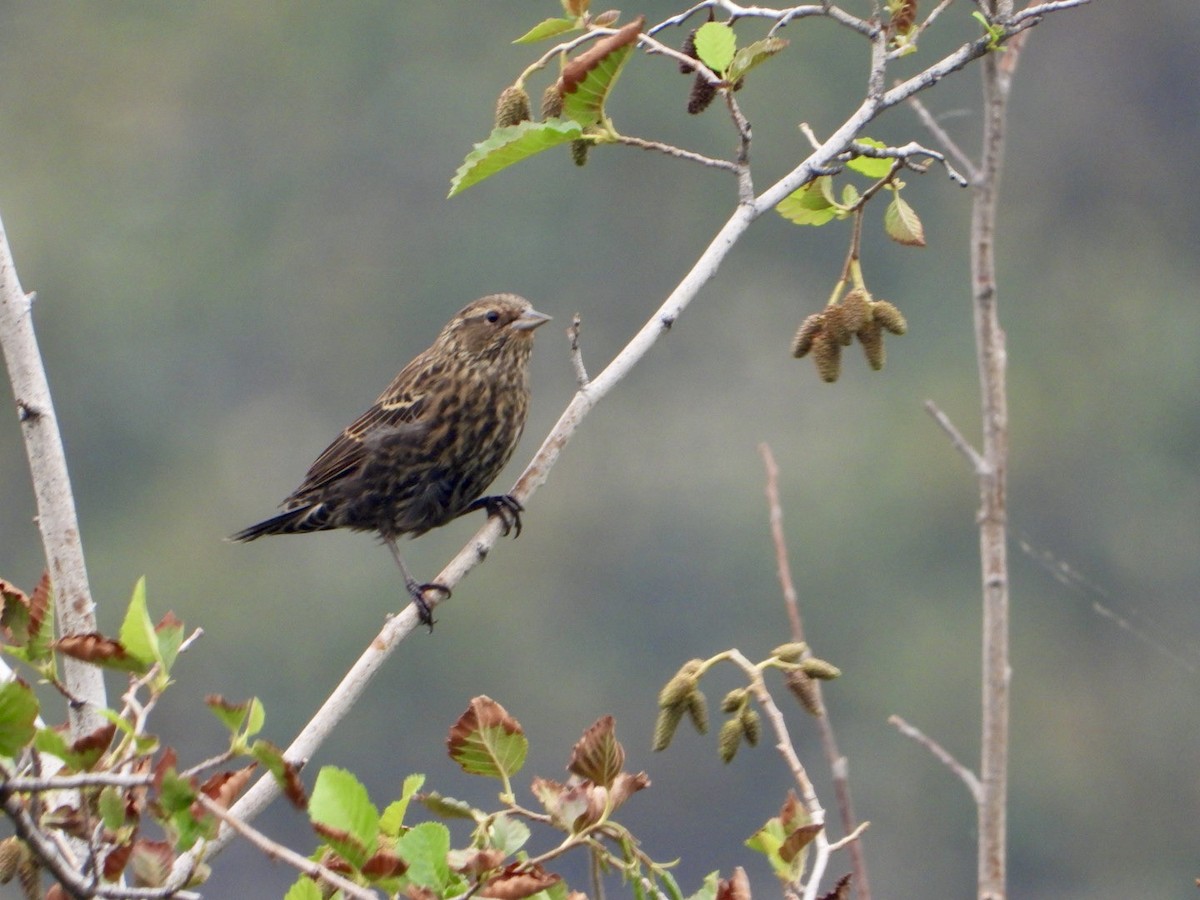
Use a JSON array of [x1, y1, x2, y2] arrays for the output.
[[811, 332, 842, 383], [857, 320, 886, 370], [658, 659, 704, 708], [685, 689, 709, 734], [840, 288, 872, 333], [687, 72, 717, 114], [718, 717, 743, 763], [771, 641, 809, 663], [791, 314, 824, 358], [739, 707, 762, 746], [720, 688, 747, 714], [871, 300, 908, 334], [571, 139, 590, 166], [541, 83, 565, 120], [800, 657, 842, 680], [785, 669, 823, 717], [679, 28, 699, 73], [651, 704, 685, 752]]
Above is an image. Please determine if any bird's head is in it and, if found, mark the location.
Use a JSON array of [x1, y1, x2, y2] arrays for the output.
[[439, 294, 552, 359]]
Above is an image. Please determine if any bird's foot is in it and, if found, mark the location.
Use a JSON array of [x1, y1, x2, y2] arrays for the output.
[[408, 582, 451, 632], [467, 494, 524, 538]]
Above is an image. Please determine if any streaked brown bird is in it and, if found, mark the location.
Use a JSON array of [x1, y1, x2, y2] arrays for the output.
[[231, 293, 551, 624]]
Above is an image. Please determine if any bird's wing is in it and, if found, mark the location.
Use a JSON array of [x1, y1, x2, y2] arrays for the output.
[[284, 377, 433, 504]]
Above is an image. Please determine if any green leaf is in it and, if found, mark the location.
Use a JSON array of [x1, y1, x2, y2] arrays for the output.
[[515, 17, 578, 43], [284, 877, 323, 900], [118, 577, 157, 668], [0, 680, 38, 757], [841, 182, 860, 206], [244, 696, 265, 739], [745, 818, 796, 882], [206, 695, 254, 736], [449, 119, 584, 197], [560, 16, 644, 125], [776, 176, 841, 226], [310, 766, 379, 869], [153, 615, 185, 677], [846, 138, 894, 178], [884, 193, 926, 246], [447, 696, 528, 781], [418, 791, 479, 820], [727, 36, 788, 83], [33, 727, 70, 762], [694, 22, 736, 74], [99, 786, 127, 831], [380, 773, 424, 837], [488, 813, 531, 855], [395, 821, 451, 890], [685, 871, 721, 900]]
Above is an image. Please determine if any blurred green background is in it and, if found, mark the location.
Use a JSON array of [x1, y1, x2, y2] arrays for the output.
[[1, 2, 1197, 897]]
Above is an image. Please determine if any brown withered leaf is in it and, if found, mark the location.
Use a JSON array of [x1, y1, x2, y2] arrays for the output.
[[449, 847, 507, 877], [560, 17, 645, 96], [890, 0, 917, 33], [481, 862, 562, 900], [567, 715, 624, 788], [780, 823, 823, 864], [152, 747, 178, 794], [817, 872, 853, 900], [0, 576, 31, 643], [362, 849, 408, 879], [102, 839, 134, 882], [716, 866, 751, 900], [130, 840, 174, 888], [156, 611, 183, 632], [71, 721, 117, 769], [54, 633, 133, 666], [28, 571, 51, 641], [779, 789, 809, 832], [405, 885, 438, 900], [446, 695, 526, 779], [200, 764, 255, 809], [608, 770, 650, 810]]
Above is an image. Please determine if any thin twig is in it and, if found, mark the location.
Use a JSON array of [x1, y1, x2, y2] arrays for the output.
[[196, 795, 379, 900], [759, 443, 871, 900], [907, 96, 979, 183], [567, 315, 590, 388], [888, 714, 982, 802], [612, 135, 740, 173], [923, 400, 988, 475]]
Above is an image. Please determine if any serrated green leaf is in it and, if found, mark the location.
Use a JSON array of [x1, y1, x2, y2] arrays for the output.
[[448, 720, 528, 782], [310, 766, 378, 869], [284, 877, 323, 900], [776, 176, 842, 226], [244, 697, 265, 739], [694, 22, 736, 74], [560, 16, 643, 125], [847, 138, 894, 178], [380, 773, 424, 837], [395, 821, 451, 890], [0, 680, 38, 757], [154, 617, 184, 677], [727, 36, 788, 83], [885, 193, 926, 246], [449, 119, 584, 197], [118, 577, 157, 668], [515, 17, 578, 43]]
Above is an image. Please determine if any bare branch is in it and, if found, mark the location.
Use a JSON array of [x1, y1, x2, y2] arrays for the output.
[[0, 219, 107, 739], [196, 795, 380, 900], [924, 400, 988, 475], [906, 95, 980, 184], [567, 315, 590, 388], [889, 714, 982, 802]]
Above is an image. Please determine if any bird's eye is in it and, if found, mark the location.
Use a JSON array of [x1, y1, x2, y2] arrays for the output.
[[485, 310, 501, 323]]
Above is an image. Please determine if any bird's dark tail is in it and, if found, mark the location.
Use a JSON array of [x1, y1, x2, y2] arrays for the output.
[[229, 504, 331, 542]]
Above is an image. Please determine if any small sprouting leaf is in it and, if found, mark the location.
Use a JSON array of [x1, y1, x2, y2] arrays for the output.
[[380, 773, 425, 837], [99, 786, 127, 831], [884, 193, 926, 246], [447, 696, 528, 781], [563, 0, 589, 16], [417, 791, 478, 820], [153, 612, 184, 677], [309, 766, 379, 869], [561, 16, 645, 125], [449, 119, 584, 197], [567, 715, 624, 788], [693, 22, 736, 74], [514, 17, 578, 44], [0, 680, 38, 756], [250, 739, 307, 808], [776, 176, 841, 226], [488, 812, 532, 856], [119, 577, 157, 668], [727, 37, 788, 83], [206, 695, 254, 736], [846, 138, 894, 178], [395, 821, 452, 891]]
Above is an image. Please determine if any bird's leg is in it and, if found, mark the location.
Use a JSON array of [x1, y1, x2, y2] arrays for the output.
[[384, 537, 449, 631], [462, 494, 524, 538]]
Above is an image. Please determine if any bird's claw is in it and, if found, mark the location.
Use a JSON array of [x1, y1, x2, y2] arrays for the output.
[[474, 494, 524, 538], [409, 582, 450, 632]]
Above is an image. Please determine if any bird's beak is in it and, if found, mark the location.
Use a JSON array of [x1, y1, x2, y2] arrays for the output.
[[511, 307, 552, 331]]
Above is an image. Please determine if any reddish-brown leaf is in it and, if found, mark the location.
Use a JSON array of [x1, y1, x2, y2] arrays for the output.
[[481, 862, 562, 900], [817, 873, 853, 900], [152, 747, 178, 794], [200, 764, 255, 809], [102, 839, 134, 882], [780, 822, 823, 863], [71, 721, 116, 760], [716, 866, 751, 900], [450, 848, 507, 877], [608, 771, 650, 810], [362, 849, 408, 879], [0, 577, 31, 643], [155, 611, 183, 632], [28, 571, 51, 641], [567, 715, 624, 788], [54, 633, 131, 664], [560, 17, 645, 95]]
